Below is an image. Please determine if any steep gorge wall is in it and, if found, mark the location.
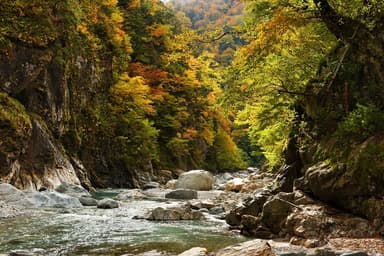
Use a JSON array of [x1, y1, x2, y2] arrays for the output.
[[290, 4, 384, 221], [0, 1, 153, 190]]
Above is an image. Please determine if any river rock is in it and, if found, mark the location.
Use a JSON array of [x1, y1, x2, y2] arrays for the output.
[[27, 191, 83, 208], [189, 199, 216, 210], [225, 178, 245, 192], [339, 252, 369, 256], [165, 189, 198, 200], [116, 189, 146, 200], [142, 182, 160, 190], [79, 196, 98, 206], [97, 198, 119, 209], [55, 182, 91, 198], [165, 179, 178, 189], [9, 249, 39, 256], [146, 205, 204, 221], [178, 247, 207, 256], [209, 206, 225, 215], [214, 240, 275, 256], [38, 186, 48, 192], [242, 189, 272, 217], [176, 170, 213, 191], [225, 189, 271, 227], [260, 193, 294, 234]]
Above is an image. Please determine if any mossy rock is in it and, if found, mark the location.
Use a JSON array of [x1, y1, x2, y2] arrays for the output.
[[305, 135, 384, 219], [346, 135, 384, 194], [0, 93, 32, 155]]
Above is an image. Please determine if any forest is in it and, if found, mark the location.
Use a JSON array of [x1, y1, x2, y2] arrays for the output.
[[0, 0, 383, 202], [1, 0, 383, 186]]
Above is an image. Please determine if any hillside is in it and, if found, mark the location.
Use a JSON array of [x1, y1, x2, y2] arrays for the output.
[[0, 0, 245, 190]]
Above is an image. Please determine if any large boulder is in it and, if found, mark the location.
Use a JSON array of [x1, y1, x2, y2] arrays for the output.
[[79, 196, 98, 206], [55, 182, 91, 198], [305, 137, 384, 220], [176, 170, 213, 191], [260, 193, 294, 234], [225, 189, 271, 227], [27, 191, 83, 208]]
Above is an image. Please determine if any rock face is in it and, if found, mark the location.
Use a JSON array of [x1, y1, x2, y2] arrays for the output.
[[0, 8, 155, 190], [305, 155, 384, 221], [176, 170, 214, 191], [0, 118, 82, 190]]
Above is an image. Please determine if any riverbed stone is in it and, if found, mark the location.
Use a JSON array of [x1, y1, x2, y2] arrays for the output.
[[214, 240, 275, 256], [176, 170, 214, 191], [165, 189, 198, 200], [225, 178, 245, 192], [142, 182, 160, 190], [79, 196, 98, 206], [116, 189, 146, 200], [339, 252, 369, 256], [165, 179, 178, 189], [146, 205, 204, 221], [209, 206, 225, 215], [178, 247, 207, 256], [97, 198, 119, 209]]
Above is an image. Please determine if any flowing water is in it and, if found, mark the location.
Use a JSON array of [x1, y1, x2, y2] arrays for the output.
[[0, 190, 248, 255]]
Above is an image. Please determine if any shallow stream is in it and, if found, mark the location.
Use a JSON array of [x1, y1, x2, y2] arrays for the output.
[[0, 190, 248, 255]]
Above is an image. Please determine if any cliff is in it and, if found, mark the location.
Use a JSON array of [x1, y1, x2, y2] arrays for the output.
[[0, 0, 150, 190]]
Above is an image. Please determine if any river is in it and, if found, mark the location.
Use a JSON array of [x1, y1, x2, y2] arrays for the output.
[[0, 190, 248, 255]]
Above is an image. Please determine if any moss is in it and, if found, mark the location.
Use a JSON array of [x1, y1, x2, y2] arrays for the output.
[[0, 93, 32, 153], [356, 139, 384, 190]]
